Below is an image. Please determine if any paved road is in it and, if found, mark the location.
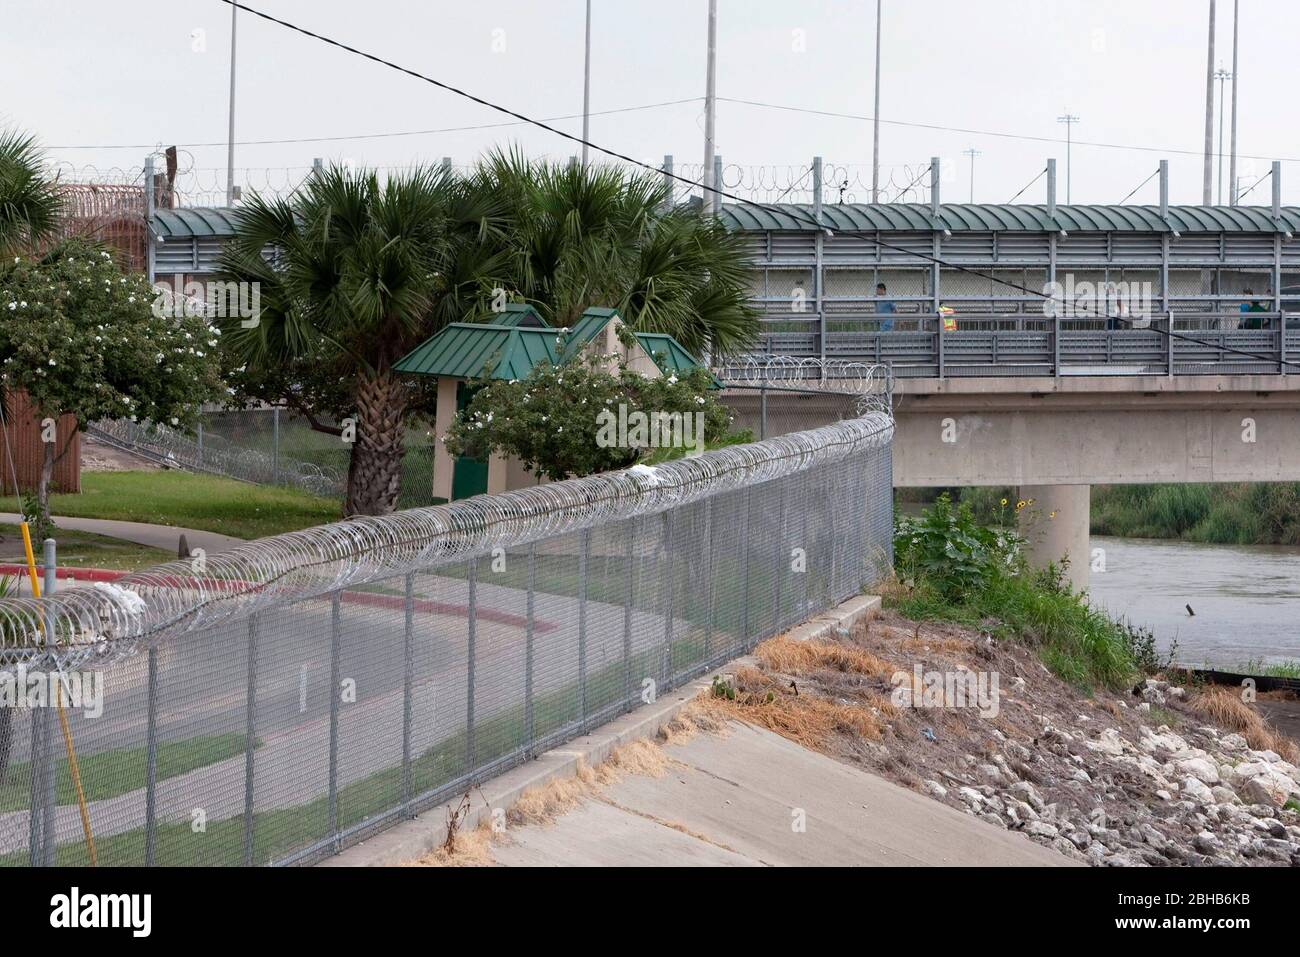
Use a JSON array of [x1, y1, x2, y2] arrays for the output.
[[0, 513, 245, 556], [492, 721, 1075, 867]]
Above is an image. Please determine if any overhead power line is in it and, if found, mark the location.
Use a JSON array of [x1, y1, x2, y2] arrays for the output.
[[46, 98, 702, 151], [716, 95, 1300, 166], [213, 0, 1300, 373]]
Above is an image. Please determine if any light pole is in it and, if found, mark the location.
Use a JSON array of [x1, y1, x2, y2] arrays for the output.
[[1202, 0, 1216, 205], [581, 0, 592, 166], [1229, 0, 1240, 205], [963, 147, 981, 203], [225, 3, 238, 206], [702, 0, 718, 213], [1215, 66, 1231, 204], [871, 0, 883, 203], [1056, 113, 1079, 203]]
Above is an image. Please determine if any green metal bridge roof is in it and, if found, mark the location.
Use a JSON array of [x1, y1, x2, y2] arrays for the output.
[[151, 207, 245, 239], [154, 202, 1300, 241], [718, 202, 1300, 233]]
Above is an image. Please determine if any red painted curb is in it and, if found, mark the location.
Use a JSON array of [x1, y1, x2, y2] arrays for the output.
[[0, 563, 556, 632]]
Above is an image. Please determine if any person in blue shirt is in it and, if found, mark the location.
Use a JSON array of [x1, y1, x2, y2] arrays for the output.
[[875, 282, 896, 331]]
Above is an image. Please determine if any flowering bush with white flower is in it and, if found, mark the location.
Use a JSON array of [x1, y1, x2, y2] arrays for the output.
[[445, 356, 737, 481], [0, 240, 223, 515]]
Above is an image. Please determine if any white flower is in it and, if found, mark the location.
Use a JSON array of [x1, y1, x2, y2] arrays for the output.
[[170, 417, 179, 426], [667, 374, 678, 384], [695, 396, 705, 405], [48, 358, 56, 366]]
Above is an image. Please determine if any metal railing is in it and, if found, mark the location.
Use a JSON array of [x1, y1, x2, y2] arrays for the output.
[[0, 409, 894, 866], [746, 312, 1300, 378]]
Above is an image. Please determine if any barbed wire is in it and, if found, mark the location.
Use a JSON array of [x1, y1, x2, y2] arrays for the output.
[[715, 356, 893, 418], [0, 404, 893, 670]]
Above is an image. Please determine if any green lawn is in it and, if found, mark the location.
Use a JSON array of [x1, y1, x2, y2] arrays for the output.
[[0, 733, 250, 813], [0, 522, 172, 571], [50, 471, 342, 540]]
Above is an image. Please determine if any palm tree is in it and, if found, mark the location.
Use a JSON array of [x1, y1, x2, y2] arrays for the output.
[[0, 130, 60, 255], [0, 130, 59, 787], [482, 151, 756, 357], [219, 164, 513, 515]]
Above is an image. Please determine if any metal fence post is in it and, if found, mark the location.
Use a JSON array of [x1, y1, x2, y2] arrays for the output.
[[196, 417, 204, 467], [702, 497, 715, 663], [1167, 311, 1175, 376], [242, 614, 258, 866], [578, 529, 590, 731], [40, 539, 56, 866], [773, 485, 787, 631], [271, 406, 280, 483], [328, 590, 341, 849], [759, 384, 767, 440], [401, 572, 414, 817], [525, 544, 536, 749], [660, 511, 674, 689], [622, 519, 635, 705], [1053, 313, 1061, 377], [466, 558, 477, 774], [145, 645, 159, 865], [739, 488, 752, 649]]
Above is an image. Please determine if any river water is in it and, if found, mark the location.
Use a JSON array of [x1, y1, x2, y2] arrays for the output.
[[1087, 536, 1300, 670]]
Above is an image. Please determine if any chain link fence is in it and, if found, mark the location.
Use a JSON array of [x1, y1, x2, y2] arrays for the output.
[[0, 409, 893, 866], [90, 409, 439, 509]]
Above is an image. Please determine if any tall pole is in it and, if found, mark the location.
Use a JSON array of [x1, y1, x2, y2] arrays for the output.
[[225, 3, 238, 206], [963, 148, 981, 203], [581, 0, 592, 166], [702, 0, 718, 213], [1203, 0, 1216, 205], [1215, 67, 1231, 204], [1229, 0, 1240, 205], [871, 0, 883, 203], [1056, 113, 1079, 203]]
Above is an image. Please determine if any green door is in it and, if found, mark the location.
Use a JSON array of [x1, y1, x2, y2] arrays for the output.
[[450, 382, 489, 500]]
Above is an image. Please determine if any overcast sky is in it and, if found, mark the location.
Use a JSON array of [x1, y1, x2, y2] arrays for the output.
[[3, 0, 1297, 207]]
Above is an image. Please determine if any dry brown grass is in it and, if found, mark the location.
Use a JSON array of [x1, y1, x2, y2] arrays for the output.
[[410, 705, 733, 865], [408, 820, 496, 867], [705, 670, 887, 750], [1190, 686, 1300, 763], [755, 634, 894, 679]]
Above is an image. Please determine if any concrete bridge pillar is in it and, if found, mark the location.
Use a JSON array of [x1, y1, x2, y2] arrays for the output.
[[1016, 484, 1090, 592]]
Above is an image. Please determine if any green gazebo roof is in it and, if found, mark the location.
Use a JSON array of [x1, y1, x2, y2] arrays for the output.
[[394, 305, 715, 385]]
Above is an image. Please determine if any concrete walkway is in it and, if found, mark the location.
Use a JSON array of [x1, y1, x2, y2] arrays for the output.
[[491, 721, 1075, 867], [0, 513, 245, 556]]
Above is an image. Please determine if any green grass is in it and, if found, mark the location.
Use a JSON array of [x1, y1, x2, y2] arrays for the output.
[[0, 522, 171, 571], [1091, 482, 1300, 546], [0, 734, 249, 813], [49, 471, 342, 540], [888, 568, 1141, 691], [900, 484, 1300, 546], [1229, 658, 1300, 679]]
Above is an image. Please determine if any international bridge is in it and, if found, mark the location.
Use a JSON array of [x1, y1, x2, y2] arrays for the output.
[[146, 156, 1300, 589]]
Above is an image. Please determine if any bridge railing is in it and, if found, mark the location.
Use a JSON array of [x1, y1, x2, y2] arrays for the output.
[[749, 312, 1300, 377]]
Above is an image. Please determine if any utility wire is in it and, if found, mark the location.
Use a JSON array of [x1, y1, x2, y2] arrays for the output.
[[889, 164, 932, 204], [214, 0, 1300, 372], [1117, 167, 1161, 205], [1237, 169, 1274, 203], [718, 96, 1300, 166], [1006, 167, 1047, 204], [47, 98, 701, 151]]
